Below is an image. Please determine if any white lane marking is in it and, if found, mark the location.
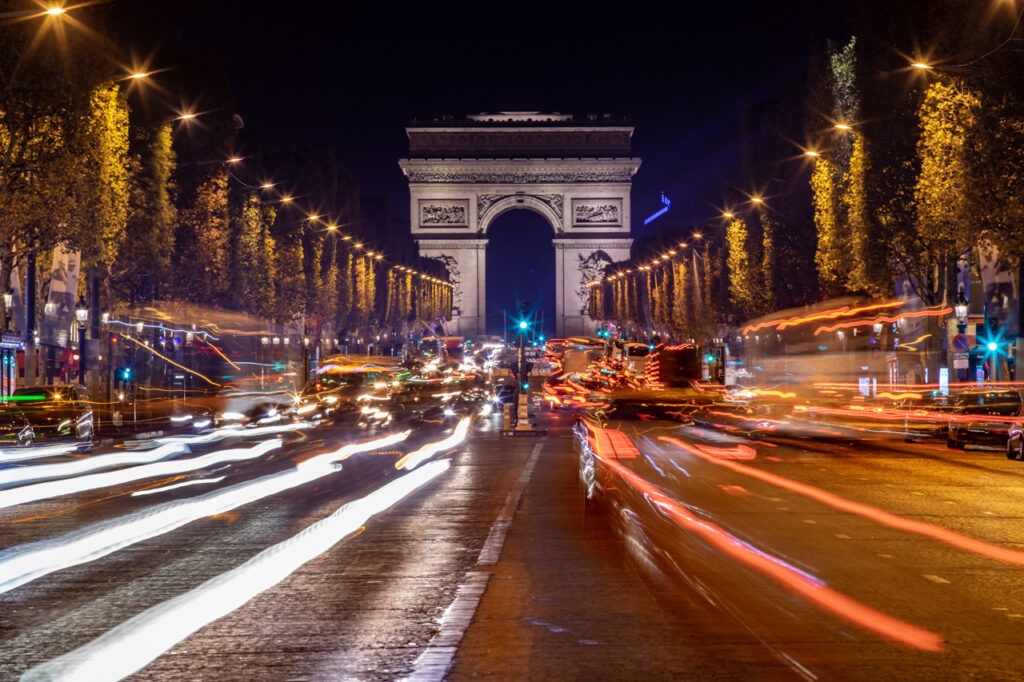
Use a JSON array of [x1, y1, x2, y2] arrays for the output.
[[403, 572, 491, 682], [835, 534, 851, 539], [406, 441, 543, 682], [802, 519, 817, 525], [923, 574, 950, 584], [878, 554, 895, 559], [20, 459, 450, 682]]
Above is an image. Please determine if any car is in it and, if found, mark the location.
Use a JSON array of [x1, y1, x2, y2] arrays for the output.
[[0, 404, 35, 447], [10, 385, 94, 444], [492, 384, 517, 405], [900, 393, 953, 442], [946, 388, 1022, 450]]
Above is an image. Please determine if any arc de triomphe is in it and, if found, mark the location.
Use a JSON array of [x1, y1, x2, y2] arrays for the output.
[[399, 112, 640, 339]]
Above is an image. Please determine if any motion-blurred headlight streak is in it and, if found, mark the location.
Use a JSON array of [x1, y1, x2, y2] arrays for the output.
[[0, 444, 189, 488], [395, 417, 471, 471], [20, 459, 451, 682], [162, 421, 315, 445], [0, 433, 408, 596], [594, 448, 945, 651], [0, 443, 82, 464], [130, 476, 226, 497], [0, 440, 280, 511], [660, 436, 1024, 569]]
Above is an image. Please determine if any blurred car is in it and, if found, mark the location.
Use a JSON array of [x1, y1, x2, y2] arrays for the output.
[[10, 384, 94, 444], [946, 388, 1023, 450], [0, 404, 35, 446], [900, 393, 952, 442], [492, 384, 517, 405]]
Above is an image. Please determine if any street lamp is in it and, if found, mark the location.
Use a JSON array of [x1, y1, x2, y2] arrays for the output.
[[955, 292, 969, 331], [75, 297, 88, 385], [2, 290, 11, 332]]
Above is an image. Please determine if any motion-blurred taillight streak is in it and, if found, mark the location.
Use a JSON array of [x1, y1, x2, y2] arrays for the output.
[[590, 430, 945, 651], [661, 436, 1024, 568], [0, 440, 282, 511], [20, 459, 451, 682], [0, 431, 410, 596]]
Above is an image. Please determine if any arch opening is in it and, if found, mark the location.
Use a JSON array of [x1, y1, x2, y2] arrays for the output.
[[485, 209, 555, 340]]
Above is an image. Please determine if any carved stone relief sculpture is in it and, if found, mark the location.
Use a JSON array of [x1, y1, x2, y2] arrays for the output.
[[419, 199, 469, 227], [571, 198, 622, 226], [575, 250, 614, 315]]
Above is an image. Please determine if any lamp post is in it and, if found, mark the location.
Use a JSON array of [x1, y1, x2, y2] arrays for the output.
[[75, 298, 88, 385], [955, 292, 968, 333], [2, 291, 11, 332]]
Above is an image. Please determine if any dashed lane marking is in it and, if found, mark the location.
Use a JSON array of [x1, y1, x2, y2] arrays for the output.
[[923, 574, 950, 584]]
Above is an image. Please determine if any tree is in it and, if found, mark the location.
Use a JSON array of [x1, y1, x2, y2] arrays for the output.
[[117, 122, 176, 302], [273, 237, 304, 324], [174, 169, 230, 306], [726, 217, 758, 318], [230, 192, 277, 316]]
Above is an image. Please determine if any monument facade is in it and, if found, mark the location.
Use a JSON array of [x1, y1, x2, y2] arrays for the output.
[[399, 112, 640, 338]]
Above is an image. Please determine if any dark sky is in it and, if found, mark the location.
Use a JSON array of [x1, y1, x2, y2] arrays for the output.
[[114, 0, 844, 230]]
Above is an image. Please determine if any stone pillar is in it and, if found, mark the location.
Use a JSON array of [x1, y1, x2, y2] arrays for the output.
[[417, 239, 488, 340], [553, 239, 632, 338]]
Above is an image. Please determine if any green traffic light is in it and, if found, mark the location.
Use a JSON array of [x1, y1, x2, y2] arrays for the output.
[[519, 320, 528, 330]]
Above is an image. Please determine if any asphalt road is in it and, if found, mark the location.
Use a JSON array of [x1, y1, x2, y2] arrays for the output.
[[3, 402, 1024, 680]]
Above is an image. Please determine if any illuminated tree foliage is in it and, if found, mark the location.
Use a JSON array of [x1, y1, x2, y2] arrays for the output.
[[914, 80, 980, 253], [74, 83, 130, 270], [273, 237, 304, 324], [726, 217, 758, 317], [174, 169, 230, 306], [230, 192, 277, 317], [759, 211, 777, 312], [117, 123, 176, 301], [671, 260, 690, 338]]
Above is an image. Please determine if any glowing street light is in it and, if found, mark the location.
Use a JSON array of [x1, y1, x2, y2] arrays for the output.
[[804, 150, 821, 157], [127, 72, 150, 80], [693, 232, 703, 239], [43, 6, 66, 15], [751, 196, 764, 204], [327, 224, 338, 231], [722, 211, 734, 219], [226, 157, 242, 164], [280, 196, 293, 203], [911, 62, 933, 70], [260, 182, 274, 190], [834, 123, 853, 131]]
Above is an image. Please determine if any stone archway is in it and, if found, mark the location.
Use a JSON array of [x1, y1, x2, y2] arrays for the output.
[[399, 112, 640, 338]]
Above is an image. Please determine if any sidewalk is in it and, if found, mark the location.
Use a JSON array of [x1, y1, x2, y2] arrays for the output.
[[447, 411, 789, 680]]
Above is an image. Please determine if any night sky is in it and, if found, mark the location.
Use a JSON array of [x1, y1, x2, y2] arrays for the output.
[[112, 0, 845, 336]]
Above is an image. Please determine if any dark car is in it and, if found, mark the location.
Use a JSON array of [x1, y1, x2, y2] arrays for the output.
[[492, 384, 517, 405], [900, 393, 953, 442], [0, 404, 35, 447], [10, 385, 94, 444], [946, 388, 1022, 450]]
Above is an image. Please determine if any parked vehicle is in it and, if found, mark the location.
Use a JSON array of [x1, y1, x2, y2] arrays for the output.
[[0, 404, 34, 446], [9, 385, 94, 444], [946, 388, 1022, 450]]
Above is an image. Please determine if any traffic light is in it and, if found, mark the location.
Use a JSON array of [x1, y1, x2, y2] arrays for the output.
[[519, 320, 528, 330], [521, 381, 529, 391]]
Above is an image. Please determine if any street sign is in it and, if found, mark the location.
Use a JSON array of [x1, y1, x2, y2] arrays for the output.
[[953, 334, 974, 352], [953, 352, 969, 369]]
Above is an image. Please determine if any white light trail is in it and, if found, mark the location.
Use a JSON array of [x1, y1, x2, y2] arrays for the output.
[[0, 444, 189, 488], [130, 476, 225, 497], [0, 440, 280, 511], [160, 421, 315, 446], [0, 432, 410, 595], [0, 443, 82, 464], [20, 459, 451, 682], [395, 417, 470, 471]]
